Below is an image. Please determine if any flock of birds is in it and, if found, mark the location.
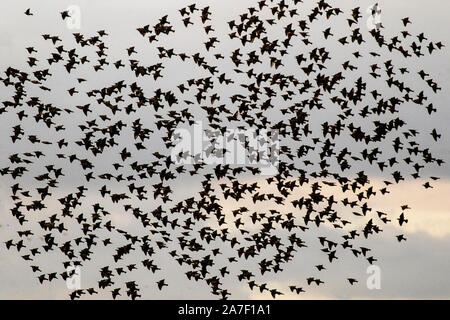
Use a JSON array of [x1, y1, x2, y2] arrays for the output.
[[1, 0, 446, 299]]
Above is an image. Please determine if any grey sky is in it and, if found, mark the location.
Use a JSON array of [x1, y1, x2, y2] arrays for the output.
[[0, 0, 449, 299]]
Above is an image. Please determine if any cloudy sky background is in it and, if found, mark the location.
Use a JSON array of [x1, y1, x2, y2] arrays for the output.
[[0, 0, 449, 299]]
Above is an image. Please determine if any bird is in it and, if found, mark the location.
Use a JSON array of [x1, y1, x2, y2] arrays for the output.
[[157, 279, 168, 290], [60, 10, 70, 20], [401, 17, 411, 26]]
